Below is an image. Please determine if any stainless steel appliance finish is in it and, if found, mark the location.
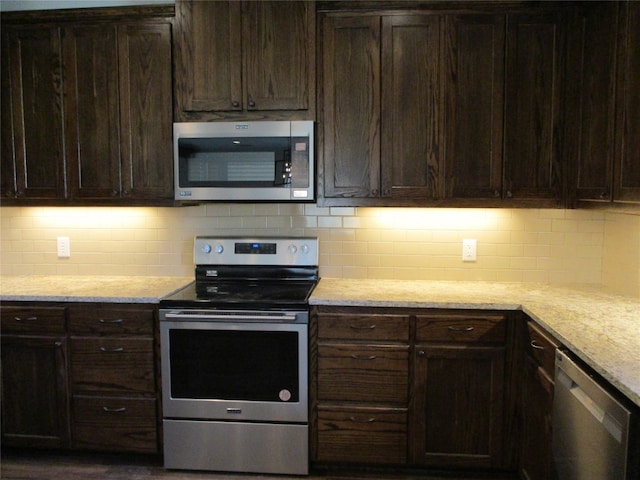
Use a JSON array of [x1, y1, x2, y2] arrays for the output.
[[553, 350, 639, 479], [174, 121, 314, 202], [159, 236, 318, 475]]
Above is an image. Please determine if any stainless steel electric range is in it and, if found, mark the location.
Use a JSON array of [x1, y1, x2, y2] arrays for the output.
[[159, 236, 318, 475]]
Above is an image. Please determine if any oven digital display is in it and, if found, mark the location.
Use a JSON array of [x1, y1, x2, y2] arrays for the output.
[[235, 242, 277, 254]]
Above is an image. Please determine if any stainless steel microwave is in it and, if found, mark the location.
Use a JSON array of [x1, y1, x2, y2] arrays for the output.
[[174, 121, 314, 202]]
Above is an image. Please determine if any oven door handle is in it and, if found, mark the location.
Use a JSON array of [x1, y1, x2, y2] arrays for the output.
[[164, 312, 298, 322]]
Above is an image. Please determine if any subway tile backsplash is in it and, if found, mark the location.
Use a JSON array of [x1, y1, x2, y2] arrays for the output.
[[1, 206, 638, 297]]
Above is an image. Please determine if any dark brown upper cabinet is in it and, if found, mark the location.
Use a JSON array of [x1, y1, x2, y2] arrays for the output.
[[1, 26, 66, 201], [503, 10, 567, 205], [614, 1, 640, 203], [0, 8, 174, 206], [174, 0, 315, 121], [320, 13, 444, 206], [569, 1, 640, 206], [319, 5, 569, 207], [444, 14, 505, 203], [63, 22, 173, 203]]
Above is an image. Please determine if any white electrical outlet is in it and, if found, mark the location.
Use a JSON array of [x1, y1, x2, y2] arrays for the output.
[[462, 239, 477, 262], [57, 236, 71, 258]]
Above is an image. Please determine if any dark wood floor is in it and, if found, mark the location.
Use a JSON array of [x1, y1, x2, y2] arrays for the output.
[[0, 449, 518, 480]]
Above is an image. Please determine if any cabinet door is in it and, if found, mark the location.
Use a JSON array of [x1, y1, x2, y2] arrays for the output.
[[243, 1, 312, 111], [174, 0, 242, 114], [504, 11, 566, 203], [1, 335, 70, 448], [321, 15, 381, 200], [410, 344, 505, 468], [63, 25, 121, 200], [1, 26, 65, 201], [118, 22, 173, 201], [614, 1, 640, 203], [570, 3, 619, 203], [381, 15, 442, 200], [520, 356, 554, 480], [444, 14, 505, 201]]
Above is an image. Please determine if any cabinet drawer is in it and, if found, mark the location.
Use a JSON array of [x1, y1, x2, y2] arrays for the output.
[[318, 314, 410, 342], [68, 305, 154, 335], [415, 313, 506, 343], [72, 395, 157, 453], [1, 306, 66, 334], [318, 344, 409, 403], [70, 338, 154, 394], [526, 321, 559, 377], [317, 406, 407, 464]]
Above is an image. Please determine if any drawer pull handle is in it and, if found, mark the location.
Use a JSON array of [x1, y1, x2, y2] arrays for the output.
[[102, 407, 126, 413], [350, 354, 377, 360], [349, 416, 376, 423], [99, 347, 124, 353], [447, 326, 474, 332], [530, 340, 545, 350], [349, 324, 376, 330], [99, 318, 124, 324], [15, 316, 38, 321]]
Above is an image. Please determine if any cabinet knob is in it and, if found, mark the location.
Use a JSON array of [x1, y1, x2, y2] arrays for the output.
[[493, 189, 500, 198], [599, 191, 609, 199], [371, 189, 378, 196], [247, 96, 256, 108], [418, 350, 426, 356], [232, 100, 240, 108], [506, 190, 513, 198]]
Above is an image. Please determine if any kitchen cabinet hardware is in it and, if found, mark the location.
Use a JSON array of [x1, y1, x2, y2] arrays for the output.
[[99, 346, 124, 353], [102, 406, 127, 413], [14, 316, 38, 321], [350, 354, 377, 360], [447, 325, 474, 332], [349, 324, 376, 330], [530, 339, 546, 350], [349, 416, 376, 423], [99, 318, 124, 324]]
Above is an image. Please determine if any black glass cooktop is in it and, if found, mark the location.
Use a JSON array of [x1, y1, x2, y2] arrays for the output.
[[160, 280, 317, 309]]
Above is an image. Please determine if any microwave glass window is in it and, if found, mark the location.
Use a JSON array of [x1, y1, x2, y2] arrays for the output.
[[179, 137, 294, 187]]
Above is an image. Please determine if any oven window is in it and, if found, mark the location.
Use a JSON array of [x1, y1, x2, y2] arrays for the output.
[[169, 329, 299, 402]]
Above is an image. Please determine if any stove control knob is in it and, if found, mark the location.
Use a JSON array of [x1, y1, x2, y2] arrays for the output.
[[288, 244, 298, 254], [215, 244, 224, 254], [300, 244, 310, 255], [201, 243, 212, 254]]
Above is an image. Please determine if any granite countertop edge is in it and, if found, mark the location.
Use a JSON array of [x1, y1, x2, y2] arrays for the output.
[[310, 278, 640, 408], [0, 275, 194, 304]]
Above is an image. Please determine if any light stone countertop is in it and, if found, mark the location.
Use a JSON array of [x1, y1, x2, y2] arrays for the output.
[[310, 278, 640, 408], [0, 275, 194, 303]]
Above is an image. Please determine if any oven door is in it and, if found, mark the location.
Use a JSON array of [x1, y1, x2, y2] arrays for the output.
[[159, 309, 308, 423]]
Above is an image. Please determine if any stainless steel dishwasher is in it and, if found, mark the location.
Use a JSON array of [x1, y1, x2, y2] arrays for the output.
[[552, 350, 639, 479]]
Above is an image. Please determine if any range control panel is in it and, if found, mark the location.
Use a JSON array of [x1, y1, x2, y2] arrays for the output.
[[194, 236, 318, 266]]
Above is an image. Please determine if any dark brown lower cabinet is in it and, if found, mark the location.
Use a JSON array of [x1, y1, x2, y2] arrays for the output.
[[520, 357, 554, 480], [312, 307, 509, 471], [0, 335, 70, 448], [410, 344, 506, 469], [0, 301, 160, 454]]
